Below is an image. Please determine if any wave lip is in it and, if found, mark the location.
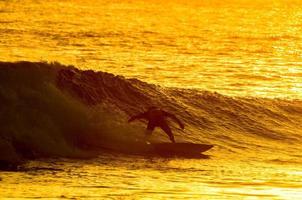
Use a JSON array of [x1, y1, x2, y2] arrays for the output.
[[0, 61, 98, 168]]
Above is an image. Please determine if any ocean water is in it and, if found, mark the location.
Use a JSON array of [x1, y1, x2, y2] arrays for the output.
[[0, 0, 302, 199], [1, 0, 302, 98]]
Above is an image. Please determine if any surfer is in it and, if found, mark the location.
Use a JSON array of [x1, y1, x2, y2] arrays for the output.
[[128, 107, 184, 143]]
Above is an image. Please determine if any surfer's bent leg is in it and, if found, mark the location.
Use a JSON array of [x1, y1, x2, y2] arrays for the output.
[[160, 123, 175, 143], [145, 122, 155, 142]]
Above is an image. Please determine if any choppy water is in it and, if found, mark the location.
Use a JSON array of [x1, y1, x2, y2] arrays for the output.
[[0, 0, 302, 199], [1, 0, 302, 98], [1, 154, 302, 200]]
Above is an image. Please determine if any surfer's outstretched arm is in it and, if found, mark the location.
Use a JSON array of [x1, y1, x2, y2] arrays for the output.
[[165, 112, 184, 129], [128, 112, 147, 123]]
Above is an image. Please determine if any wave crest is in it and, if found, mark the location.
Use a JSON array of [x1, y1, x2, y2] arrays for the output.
[[1, 61, 302, 164]]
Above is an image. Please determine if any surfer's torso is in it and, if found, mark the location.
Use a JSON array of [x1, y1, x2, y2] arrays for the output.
[[128, 107, 183, 143], [143, 109, 168, 124]]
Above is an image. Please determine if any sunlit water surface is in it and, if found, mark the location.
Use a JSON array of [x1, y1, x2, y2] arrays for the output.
[[1, 0, 302, 199], [1, 0, 302, 98], [1, 153, 302, 200]]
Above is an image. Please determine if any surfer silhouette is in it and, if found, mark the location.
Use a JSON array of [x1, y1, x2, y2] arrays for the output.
[[128, 107, 184, 143]]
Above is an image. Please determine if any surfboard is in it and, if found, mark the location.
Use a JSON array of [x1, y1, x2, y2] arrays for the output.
[[100, 141, 213, 158], [150, 143, 213, 157]]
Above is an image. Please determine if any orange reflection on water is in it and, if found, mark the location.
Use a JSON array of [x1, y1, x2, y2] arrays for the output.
[[1, 0, 302, 98]]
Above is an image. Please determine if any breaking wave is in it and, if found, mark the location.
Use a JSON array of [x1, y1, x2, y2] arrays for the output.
[[1, 61, 302, 164]]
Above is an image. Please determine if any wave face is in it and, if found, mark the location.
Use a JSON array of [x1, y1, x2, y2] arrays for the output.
[[1, 61, 302, 163]]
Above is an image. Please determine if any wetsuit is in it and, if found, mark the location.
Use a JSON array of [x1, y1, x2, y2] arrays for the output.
[[128, 108, 184, 143]]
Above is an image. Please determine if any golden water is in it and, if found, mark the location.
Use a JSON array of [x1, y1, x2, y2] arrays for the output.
[[1, 0, 302, 199], [1, 0, 302, 98], [1, 153, 302, 199]]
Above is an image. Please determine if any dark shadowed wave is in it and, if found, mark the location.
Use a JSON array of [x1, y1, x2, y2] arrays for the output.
[[1, 61, 302, 167]]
